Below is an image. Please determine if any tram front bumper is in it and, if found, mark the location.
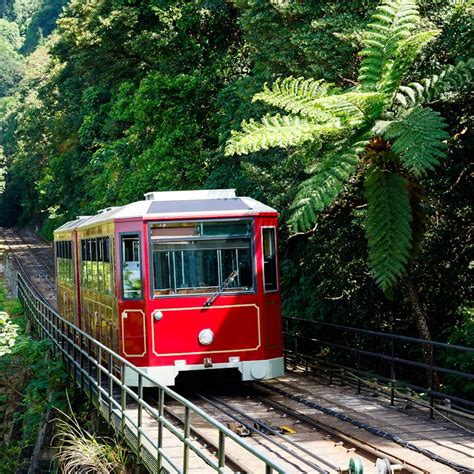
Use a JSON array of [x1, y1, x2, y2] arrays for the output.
[[124, 357, 285, 387]]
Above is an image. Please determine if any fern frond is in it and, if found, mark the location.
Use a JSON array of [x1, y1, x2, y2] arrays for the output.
[[358, 0, 419, 92], [289, 135, 370, 231], [307, 92, 387, 125], [225, 114, 342, 156], [252, 77, 386, 125], [365, 167, 413, 292], [381, 30, 439, 95], [253, 77, 333, 121], [394, 59, 474, 108], [382, 106, 449, 176]]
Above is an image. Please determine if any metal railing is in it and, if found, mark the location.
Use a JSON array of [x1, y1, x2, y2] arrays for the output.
[[18, 272, 286, 473], [283, 317, 474, 417]]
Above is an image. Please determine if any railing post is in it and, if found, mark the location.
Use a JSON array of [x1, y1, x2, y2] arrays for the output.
[[88, 339, 93, 402], [218, 431, 225, 469], [390, 339, 395, 406], [79, 333, 84, 391], [183, 406, 190, 472], [108, 352, 113, 424], [137, 373, 143, 452], [294, 331, 298, 368], [356, 337, 361, 395], [121, 365, 126, 438], [430, 345, 435, 419], [66, 321, 71, 376], [72, 327, 78, 386], [157, 387, 164, 472], [97, 346, 102, 405]]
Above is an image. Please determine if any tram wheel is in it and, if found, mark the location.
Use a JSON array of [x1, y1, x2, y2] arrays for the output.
[[375, 458, 393, 474], [349, 456, 364, 474]]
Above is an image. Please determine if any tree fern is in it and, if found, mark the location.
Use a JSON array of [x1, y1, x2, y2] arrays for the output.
[[225, 0, 464, 294], [382, 106, 449, 176], [225, 114, 343, 156], [395, 59, 474, 108], [290, 136, 370, 231], [358, 0, 419, 92], [365, 167, 413, 291]]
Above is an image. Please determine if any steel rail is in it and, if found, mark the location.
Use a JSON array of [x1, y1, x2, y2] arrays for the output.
[[250, 387, 427, 474], [162, 405, 250, 473], [16, 271, 288, 473], [197, 393, 335, 474], [258, 382, 474, 474], [2, 228, 55, 288], [13, 228, 56, 286], [1, 228, 51, 303], [17, 227, 55, 275]]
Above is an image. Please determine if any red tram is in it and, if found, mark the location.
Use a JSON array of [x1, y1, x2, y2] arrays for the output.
[[54, 190, 284, 386]]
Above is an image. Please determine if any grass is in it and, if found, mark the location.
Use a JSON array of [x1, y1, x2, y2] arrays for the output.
[[53, 406, 130, 474]]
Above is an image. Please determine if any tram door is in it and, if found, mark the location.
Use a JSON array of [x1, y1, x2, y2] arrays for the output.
[[119, 233, 147, 358]]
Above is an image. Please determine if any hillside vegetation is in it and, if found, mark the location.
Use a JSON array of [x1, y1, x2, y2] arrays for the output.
[[0, 0, 472, 345]]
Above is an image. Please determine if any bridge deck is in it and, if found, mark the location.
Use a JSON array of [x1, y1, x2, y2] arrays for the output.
[[264, 373, 473, 473]]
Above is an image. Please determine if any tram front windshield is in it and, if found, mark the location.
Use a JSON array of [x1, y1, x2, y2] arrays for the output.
[[151, 220, 253, 296]]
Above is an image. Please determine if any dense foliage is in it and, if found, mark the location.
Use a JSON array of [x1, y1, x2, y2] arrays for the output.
[[0, 283, 69, 471], [0, 0, 472, 345], [226, 0, 472, 296]]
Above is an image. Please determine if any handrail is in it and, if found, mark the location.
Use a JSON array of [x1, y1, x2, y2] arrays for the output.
[[18, 272, 286, 473], [283, 316, 474, 416], [288, 317, 474, 352]]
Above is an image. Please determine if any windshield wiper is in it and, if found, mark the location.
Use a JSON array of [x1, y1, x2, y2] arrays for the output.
[[203, 270, 239, 307]]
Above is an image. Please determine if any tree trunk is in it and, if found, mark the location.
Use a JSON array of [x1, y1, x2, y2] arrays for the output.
[[404, 277, 440, 390]]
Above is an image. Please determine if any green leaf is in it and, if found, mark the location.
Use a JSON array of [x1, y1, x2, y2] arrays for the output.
[[395, 59, 474, 108], [358, 0, 420, 91], [382, 106, 449, 176], [365, 167, 413, 292], [225, 114, 343, 156], [380, 30, 439, 95], [253, 77, 333, 121], [290, 135, 370, 231]]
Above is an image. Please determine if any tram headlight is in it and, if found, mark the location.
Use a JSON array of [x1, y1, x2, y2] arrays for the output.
[[198, 329, 214, 345]]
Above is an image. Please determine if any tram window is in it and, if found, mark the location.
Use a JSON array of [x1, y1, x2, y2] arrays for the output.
[[262, 228, 277, 292], [151, 220, 251, 239], [121, 234, 142, 299], [202, 221, 250, 236], [80, 237, 112, 294], [56, 240, 74, 285], [152, 238, 253, 295]]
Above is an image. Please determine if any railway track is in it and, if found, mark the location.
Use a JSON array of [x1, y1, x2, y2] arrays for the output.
[[0, 227, 56, 305], [162, 380, 433, 474], [17, 227, 55, 276]]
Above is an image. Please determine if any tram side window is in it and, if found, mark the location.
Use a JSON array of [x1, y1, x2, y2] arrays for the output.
[[80, 237, 112, 294], [56, 240, 73, 285], [262, 228, 277, 292], [121, 234, 142, 299]]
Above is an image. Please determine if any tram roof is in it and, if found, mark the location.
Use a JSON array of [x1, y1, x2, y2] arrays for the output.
[[54, 189, 277, 233]]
